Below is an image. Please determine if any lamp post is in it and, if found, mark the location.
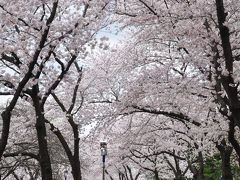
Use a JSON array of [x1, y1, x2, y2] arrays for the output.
[[100, 141, 107, 180], [64, 170, 68, 180]]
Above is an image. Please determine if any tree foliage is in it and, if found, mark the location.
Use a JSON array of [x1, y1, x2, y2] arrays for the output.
[[1, 0, 240, 179]]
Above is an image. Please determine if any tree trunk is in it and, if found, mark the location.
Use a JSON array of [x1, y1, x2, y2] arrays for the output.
[[217, 141, 233, 180], [215, 0, 240, 163], [195, 151, 204, 180], [71, 157, 81, 180], [173, 152, 184, 180], [35, 109, 53, 179], [193, 172, 204, 180], [31, 86, 53, 180], [174, 174, 184, 180], [188, 148, 204, 180], [48, 114, 81, 180], [70, 117, 81, 180], [220, 147, 233, 180], [154, 169, 160, 180], [0, 111, 11, 159], [228, 118, 240, 166]]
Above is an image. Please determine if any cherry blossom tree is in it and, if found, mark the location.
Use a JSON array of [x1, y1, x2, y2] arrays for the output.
[[0, 0, 113, 179], [84, 0, 240, 179], [0, 100, 70, 179], [1, 0, 240, 179]]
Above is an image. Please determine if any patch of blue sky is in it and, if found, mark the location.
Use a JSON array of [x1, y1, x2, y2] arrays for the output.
[[95, 23, 127, 45]]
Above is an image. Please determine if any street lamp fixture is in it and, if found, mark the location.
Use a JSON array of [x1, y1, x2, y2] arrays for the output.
[[64, 170, 68, 180], [100, 141, 107, 180]]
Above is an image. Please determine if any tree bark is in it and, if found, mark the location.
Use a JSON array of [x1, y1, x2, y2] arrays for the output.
[[216, 0, 240, 128], [215, 0, 240, 166], [70, 117, 81, 180], [154, 169, 160, 180], [31, 86, 53, 180], [220, 147, 233, 180], [0, 0, 58, 163], [217, 140, 233, 180], [174, 155, 183, 180], [71, 156, 81, 180], [195, 151, 204, 180], [228, 119, 240, 165], [188, 146, 204, 180], [47, 115, 81, 180]]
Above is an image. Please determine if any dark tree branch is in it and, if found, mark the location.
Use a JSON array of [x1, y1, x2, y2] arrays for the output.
[[0, 0, 57, 158], [127, 155, 155, 172], [0, 92, 12, 95], [68, 63, 83, 114], [0, 79, 15, 89], [44, 119, 73, 159], [1, 53, 21, 68], [228, 118, 240, 166], [0, 4, 40, 31], [35, 46, 55, 79], [41, 54, 77, 105], [131, 148, 186, 161], [51, 92, 67, 112], [52, 51, 65, 72], [3, 151, 39, 161], [105, 169, 114, 180], [131, 105, 201, 126], [115, 11, 137, 17], [45, 3, 90, 46], [164, 155, 177, 175], [138, 0, 158, 16], [130, 149, 156, 164]]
